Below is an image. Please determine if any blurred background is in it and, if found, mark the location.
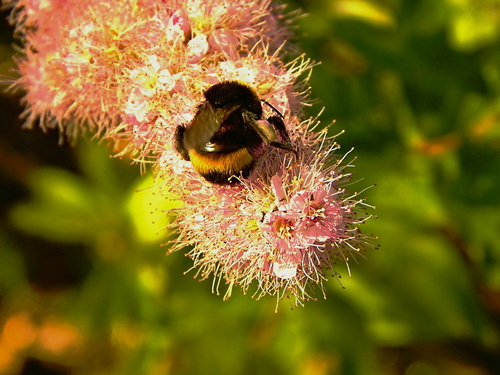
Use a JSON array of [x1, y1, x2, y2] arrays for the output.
[[1, 0, 499, 374]]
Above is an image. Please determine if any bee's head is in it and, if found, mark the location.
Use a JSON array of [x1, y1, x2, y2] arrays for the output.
[[204, 81, 262, 118]]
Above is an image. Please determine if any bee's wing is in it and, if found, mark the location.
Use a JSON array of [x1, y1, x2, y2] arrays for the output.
[[184, 103, 228, 150], [242, 110, 295, 152]]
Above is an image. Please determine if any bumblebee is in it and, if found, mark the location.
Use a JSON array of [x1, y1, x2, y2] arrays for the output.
[[173, 81, 295, 184]]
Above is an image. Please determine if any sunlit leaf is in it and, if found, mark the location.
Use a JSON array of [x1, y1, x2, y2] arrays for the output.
[[126, 175, 182, 244], [447, 0, 500, 51], [333, 0, 396, 27]]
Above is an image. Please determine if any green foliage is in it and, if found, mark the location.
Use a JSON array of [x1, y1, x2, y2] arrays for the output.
[[1, 0, 500, 374]]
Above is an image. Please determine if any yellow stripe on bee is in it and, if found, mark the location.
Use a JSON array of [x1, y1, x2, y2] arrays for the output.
[[188, 148, 253, 176]]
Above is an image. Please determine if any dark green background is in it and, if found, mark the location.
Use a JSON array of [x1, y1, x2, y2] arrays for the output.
[[1, 0, 499, 374]]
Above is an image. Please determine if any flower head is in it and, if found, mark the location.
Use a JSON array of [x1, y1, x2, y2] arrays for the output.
[[160, 126, 373, 305]]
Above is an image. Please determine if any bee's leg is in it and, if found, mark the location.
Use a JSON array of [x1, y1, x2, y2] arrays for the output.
[[173, 125, 190, 161], [267, 115, 292, 144]]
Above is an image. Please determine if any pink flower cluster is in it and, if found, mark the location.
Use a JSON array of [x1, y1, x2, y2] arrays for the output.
[[5, 0, 374, 305]]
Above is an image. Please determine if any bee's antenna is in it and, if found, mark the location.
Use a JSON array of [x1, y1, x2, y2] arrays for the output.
[[262, 100, 284, 119]]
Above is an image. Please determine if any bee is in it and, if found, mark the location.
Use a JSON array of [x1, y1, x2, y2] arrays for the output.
[[173, 80, 295, 184]]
